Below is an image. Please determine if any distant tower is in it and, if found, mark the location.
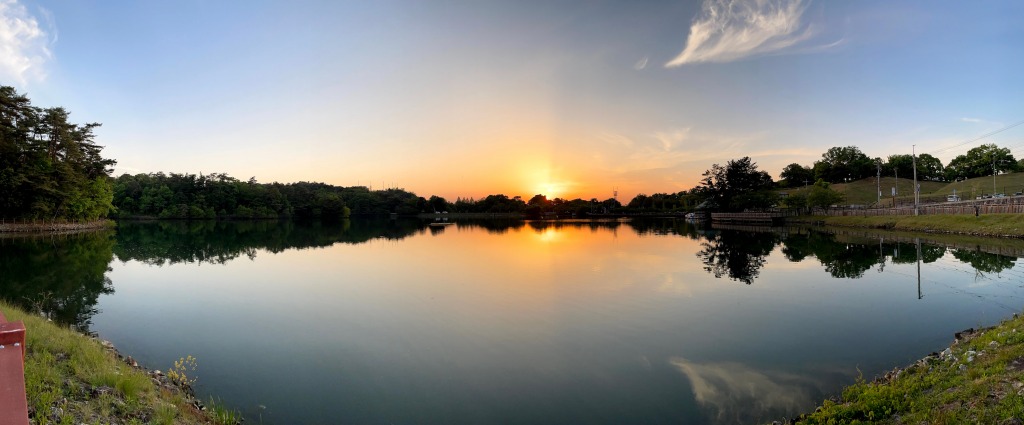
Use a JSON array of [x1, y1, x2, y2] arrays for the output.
[[613, 187, 618, 201]]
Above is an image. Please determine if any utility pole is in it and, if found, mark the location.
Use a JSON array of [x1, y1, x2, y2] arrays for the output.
[[876, 160, 881, 205], [894, 167, 898, 195], [993, 156, 998, 196], [912, 145, 919, 216]]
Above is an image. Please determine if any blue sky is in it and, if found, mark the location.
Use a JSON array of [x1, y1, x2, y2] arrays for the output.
[[2, 0, 1022, 200]]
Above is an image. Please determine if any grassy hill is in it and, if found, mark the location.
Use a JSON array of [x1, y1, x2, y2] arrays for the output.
[[780, 177, 947, 207], [781, 172, 1024, 207], [934, 172, 1024, 199]]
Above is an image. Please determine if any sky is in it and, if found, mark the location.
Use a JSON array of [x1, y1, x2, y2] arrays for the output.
[[1, 0, 1022, 201]]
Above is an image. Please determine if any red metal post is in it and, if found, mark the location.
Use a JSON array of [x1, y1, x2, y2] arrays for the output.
[[0, 310, 29, 425]]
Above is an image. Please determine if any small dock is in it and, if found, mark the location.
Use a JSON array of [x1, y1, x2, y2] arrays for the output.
[[710, 211, 797, 225]]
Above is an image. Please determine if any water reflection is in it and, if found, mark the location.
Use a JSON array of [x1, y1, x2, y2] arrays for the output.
[[951, 248, 1016, 275], [696, 230, 779, 284], [5, 219, 1024, 424], [671, 358, 821, 425], [0, 231, 115, 332], [5, 220, 1024, 334]]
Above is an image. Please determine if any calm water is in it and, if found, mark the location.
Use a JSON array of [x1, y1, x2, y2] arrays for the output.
[[4, 219, 1024, 424]]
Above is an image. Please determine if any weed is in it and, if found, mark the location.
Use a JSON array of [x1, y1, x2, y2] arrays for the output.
[[207, 397, 243, 425], [167, 355, 198, 388]]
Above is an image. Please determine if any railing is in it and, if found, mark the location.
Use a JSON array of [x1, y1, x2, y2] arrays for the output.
[[819, 202, 1024, 217], [0, 310, 29, 425], [711, 209, 800, 223]]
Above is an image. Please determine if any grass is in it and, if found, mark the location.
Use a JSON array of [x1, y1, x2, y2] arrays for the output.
[[0, 301, 239, 425], [935, 172, 1024, 199], [814, 214, 1024, 238], [781, 172, 1024, 207], [782, 177, 948, 207], [789, 313, 1024, 424]]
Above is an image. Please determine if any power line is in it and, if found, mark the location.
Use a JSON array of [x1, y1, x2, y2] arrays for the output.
[[931, 118, 1024, 155]]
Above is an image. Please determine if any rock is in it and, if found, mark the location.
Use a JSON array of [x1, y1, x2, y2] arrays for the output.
[[92, 386, 113, 397], [50, 406, 62, 419], [1001, 418, 1023, 425], [959, 364, 968, 372], [991, 341, 1001, 348], [955, 328, 976, 341], [941, 348, 952, 358]]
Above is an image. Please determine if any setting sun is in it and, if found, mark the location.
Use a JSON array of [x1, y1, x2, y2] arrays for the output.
[[539, 182, 562, 199]]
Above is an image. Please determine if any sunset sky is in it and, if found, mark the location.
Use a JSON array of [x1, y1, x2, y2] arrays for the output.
[[2, 0, 1022, 201]]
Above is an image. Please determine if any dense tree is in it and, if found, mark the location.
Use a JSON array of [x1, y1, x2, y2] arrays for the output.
[[884, 154, 914, 179], [113, 173, 385, 219], [779, 163, 814, 188], [813, 146, 875, 183], [805, 180, 845, 210], [944, 144, 1017, 181], [886, 153, 945, 181], [699, 157, 776, 212], [0, 86, 117, 220], [916, 153, 944, 181]]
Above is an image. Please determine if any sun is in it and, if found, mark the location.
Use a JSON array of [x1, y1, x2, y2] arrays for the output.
[[540, 182, 561, 199]]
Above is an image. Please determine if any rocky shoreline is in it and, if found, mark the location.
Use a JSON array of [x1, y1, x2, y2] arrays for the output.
[[782, 313, 1024, 424], [0, 219, 113, 234], [95, 338, 219, 417]]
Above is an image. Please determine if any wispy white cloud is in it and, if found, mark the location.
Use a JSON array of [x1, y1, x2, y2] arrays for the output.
[[0, 0, 52, 85], [960, 117, 983, 123], [666, 0, 829, 67], [652, 128, 691, 152], [634, 56, 649, 70]]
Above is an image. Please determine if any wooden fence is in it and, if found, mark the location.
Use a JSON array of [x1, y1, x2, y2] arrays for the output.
[[819, 199, 1024, 217], [711, 209, 801, 223]]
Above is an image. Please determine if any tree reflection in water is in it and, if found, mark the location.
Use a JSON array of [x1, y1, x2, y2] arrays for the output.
[[696, 229, 779, 284], [0, 231, 116, 332], [4, 219, 1024, 331]]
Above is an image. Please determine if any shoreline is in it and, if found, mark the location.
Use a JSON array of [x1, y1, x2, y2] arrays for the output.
[[789, 214, 1024, 239], [784, 312, 1024, 424], [0, 219, 114, 234], [0, 301, 239, 424]]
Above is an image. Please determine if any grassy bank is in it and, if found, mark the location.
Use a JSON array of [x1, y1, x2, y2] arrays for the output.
[[790, 313, 1024, 424], [810, 214, 1024, 238], [0, 302, 239, 425]]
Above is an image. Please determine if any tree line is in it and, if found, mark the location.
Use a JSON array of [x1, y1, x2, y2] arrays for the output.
[[632, 143, 1023, 214], [5, 85, 1022, 220], [0, 86, 116, 220], [778, 144, 1020, 187]]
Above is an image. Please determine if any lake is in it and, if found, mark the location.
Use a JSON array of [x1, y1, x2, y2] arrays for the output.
[[3, 218, 1024, 424]]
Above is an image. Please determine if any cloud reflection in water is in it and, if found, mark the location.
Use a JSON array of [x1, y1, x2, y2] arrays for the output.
[[670, 357, 820, 424]]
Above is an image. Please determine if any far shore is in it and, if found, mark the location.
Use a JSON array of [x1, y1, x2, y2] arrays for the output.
[[0, 219, 113, 235]]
